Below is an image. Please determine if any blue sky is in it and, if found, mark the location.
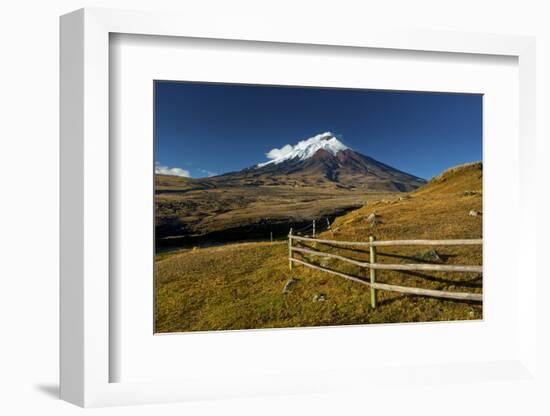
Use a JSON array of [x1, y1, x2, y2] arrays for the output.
[[154, 81, 482, 180]]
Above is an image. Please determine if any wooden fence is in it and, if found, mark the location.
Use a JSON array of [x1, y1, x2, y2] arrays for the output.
[[288, 230, 482, 306]]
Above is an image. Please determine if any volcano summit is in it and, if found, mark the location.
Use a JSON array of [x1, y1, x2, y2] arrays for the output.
[[239, 132, 426, 192]]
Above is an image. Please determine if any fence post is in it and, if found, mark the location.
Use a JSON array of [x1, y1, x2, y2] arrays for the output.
[[369, 235, 377, 308], [288, 228, 293, 271], [326, 218, 334, 236], [312, 220, 316, 237], [270, 231, 273, 243]]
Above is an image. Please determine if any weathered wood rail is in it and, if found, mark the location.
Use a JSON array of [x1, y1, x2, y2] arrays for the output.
[[288, 230, 483, 305], [290, 234, 483, 247]]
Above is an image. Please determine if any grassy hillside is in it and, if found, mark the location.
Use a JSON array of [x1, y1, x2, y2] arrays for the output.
[[415, 161, 482, 195], [329, 161, 482, 241], [155, 162, 483, 333]]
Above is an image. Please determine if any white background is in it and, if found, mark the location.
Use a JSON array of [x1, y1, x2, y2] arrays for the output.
[[112, 34, 519, 383], [1, 1, 549, 415]]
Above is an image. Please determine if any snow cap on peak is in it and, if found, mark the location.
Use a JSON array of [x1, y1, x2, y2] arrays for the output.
[[257, 132, 349, 167]]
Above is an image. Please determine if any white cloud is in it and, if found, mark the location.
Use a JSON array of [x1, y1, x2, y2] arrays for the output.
[[155, 163, 190, 178], [266, 144, 294, 160]]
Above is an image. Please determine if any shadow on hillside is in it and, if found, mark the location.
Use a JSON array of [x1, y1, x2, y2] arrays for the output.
[[318, 243, 369, 256], [378, 293, 482, 307], [396, 269, 482, 288], [297, 243, 460, 264], [377, 251, 458, 263]]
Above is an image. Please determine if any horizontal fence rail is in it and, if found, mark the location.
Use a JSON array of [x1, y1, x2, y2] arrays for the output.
[[290, 245, 482, 273], [291, 246, 368, 268], [290, 234, 483, 247], [288, 231, 482, 305], [290, 258, 483, 302]]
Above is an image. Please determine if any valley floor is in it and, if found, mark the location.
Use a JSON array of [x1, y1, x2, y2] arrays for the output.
[[156, 183, 394, 240]]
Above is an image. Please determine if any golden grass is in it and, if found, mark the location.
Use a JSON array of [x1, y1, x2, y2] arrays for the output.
[[155, 162, 483, 333]]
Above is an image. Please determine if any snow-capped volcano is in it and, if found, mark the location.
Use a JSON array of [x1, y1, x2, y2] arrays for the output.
[[232, 131, 426, 192], [257, 132, 349, 167], [169, 131, 427, 192]]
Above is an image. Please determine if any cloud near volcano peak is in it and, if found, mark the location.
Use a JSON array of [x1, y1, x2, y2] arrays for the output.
[[266, 144, 294, 160]]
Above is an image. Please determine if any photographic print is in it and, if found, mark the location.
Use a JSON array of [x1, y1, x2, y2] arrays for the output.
[[154, 82, 482, 333]]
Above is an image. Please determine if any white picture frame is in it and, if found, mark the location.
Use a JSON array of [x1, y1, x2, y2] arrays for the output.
[[60, 7, 538, 408]]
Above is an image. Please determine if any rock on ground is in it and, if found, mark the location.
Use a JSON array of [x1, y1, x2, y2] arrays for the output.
[[313, 293, 327, 302], [366, 212, 379, 225], [415, 249, 443, 263], [282, 277, 299, 294]]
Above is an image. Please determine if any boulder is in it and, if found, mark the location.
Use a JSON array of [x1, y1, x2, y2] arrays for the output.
[[416, 249, 443, 263], [319, 257, 332, 267], [313, 293, 327, 302], [366, 212, 379, 225], [282, 277, 299, 294]]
